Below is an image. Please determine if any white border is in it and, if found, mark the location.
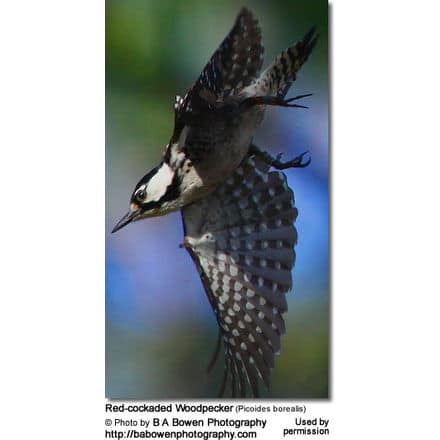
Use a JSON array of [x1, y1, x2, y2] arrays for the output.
[[1, 1, 439, 438]]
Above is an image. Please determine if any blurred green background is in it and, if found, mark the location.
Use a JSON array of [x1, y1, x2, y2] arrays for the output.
[[106, 0, 328, 399]]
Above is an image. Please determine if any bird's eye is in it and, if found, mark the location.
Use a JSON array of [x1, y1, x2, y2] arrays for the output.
[[136, 190, 146, 200]]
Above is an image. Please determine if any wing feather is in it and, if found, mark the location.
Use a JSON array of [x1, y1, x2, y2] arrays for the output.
[[182, 155, 298, 397], [171, 8, 264, 144]]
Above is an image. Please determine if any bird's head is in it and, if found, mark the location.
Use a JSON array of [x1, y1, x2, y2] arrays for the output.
[[112, 162, 180, 233]]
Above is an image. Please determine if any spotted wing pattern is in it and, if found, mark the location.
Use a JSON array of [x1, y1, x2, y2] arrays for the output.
[[243, 27, 318, 98], [181, 155, 298, 397], [171, 7, 264, 141], [194, 6, 264, 99]]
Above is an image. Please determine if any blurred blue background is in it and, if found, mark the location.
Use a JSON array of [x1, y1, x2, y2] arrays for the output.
[[106, 0, 328, 398]]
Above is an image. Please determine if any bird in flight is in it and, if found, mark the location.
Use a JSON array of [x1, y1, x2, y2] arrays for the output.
[[112, 7, 317, 397]]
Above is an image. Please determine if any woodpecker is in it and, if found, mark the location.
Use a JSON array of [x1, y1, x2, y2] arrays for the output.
[[112, 7, 317, 397]]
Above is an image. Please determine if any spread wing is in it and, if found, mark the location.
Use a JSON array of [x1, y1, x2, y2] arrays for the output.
[[172, 7, 264, 142], [193, 6, 264, 100], [181, 155, 297, 397]]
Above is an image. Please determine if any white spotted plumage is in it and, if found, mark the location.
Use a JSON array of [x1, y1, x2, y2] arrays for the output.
[[113, 6, 316, 398], [182, 155, 297, 397]]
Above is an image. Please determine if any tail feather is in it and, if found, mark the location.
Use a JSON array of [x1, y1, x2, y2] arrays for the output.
[[243, 26, 318, 98]]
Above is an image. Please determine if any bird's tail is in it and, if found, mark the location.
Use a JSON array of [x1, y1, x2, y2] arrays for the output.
[[243, 27, 318, 98]]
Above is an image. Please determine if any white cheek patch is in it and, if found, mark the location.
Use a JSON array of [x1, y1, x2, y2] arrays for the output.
[[146, 163, 174, 202]]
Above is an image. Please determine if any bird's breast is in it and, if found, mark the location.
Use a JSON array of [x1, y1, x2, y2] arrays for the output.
[[185, 108, 264, 184], [173, 107, 265, 209]]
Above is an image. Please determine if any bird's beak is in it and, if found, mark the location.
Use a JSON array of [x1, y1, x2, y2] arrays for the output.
[[112, 204, 141, 233]]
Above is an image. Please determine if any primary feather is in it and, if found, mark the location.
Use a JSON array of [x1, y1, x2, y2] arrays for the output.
[[113, 7, 317, 398], [182, 155, 297, 397], [242, 26, 318, 98]]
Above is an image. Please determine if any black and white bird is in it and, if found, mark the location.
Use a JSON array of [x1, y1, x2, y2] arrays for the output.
[[112, 7, 317, 397]]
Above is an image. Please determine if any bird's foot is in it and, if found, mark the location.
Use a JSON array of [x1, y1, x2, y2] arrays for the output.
[[271, 150, 311, 169], [249, 144, 311, 169], [240, 93, 312, 110]]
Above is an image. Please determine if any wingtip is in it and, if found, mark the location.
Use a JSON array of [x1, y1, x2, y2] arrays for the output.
[[304, 25, 318, 41], [236, 6, 259, 25], [238, 5, 253, 16], [300, 27, 319, 61], [206, 330, 222, 374]]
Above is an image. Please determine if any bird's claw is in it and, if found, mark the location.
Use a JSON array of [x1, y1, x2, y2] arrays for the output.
[[240, 93, 312, 111], [249, 144, 311, 170], [270, 150, 311, 169], [291, 150, 311, 168], [281, 93, 313, 109]]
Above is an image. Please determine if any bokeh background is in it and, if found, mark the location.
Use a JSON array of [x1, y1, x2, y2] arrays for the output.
[[106, 0, 328, 399]]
